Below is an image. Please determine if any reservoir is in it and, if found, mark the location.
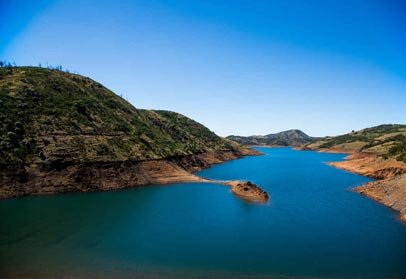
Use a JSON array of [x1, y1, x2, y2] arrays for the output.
[[1, 147, 405, 278]]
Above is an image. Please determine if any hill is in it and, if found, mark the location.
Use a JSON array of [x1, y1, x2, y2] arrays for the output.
[[227, 129, 315, 146], [303, 124, 406, 163], [0, 66, 255, 197]]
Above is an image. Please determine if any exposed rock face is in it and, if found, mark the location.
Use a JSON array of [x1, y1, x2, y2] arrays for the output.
[[0, 150, 258, 198], [169, 149, 257, 172], [328, 152, 406, 180], [227, 181, 269, 203]]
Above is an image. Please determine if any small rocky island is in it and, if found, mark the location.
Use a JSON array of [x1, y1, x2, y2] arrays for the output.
[[227, 181, 269, 202]]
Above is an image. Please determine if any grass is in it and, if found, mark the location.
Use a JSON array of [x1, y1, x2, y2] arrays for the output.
[[0, 66, 239, 166], [313, 124, 406, 163]]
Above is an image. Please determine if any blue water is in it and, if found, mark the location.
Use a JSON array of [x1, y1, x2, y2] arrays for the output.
[[1, 147, 406, 278]]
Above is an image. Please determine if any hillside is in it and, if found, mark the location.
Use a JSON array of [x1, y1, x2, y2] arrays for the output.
[[303, 124, 406, 163], [227, 129, 315, 146], [0, 66, 255, 197]]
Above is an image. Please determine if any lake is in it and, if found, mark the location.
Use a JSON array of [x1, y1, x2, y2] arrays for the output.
[[1, 147, 406, 278]]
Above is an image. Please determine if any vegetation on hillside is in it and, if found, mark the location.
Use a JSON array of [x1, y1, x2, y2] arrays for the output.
[[306, 124, 406, 163], [0, 66, 239, 166], [227, 129, 315, 146]]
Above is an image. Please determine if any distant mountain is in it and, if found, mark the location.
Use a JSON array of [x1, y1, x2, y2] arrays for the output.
[[227, 129, 316, 146]]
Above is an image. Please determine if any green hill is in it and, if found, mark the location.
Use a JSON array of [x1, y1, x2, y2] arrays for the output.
[[227, 129, 316, 146], [304, 124, 406, 163], [0, 66, 247, 167]]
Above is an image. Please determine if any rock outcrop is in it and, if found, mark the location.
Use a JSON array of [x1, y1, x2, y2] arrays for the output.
[[227, 181, 269, 203]]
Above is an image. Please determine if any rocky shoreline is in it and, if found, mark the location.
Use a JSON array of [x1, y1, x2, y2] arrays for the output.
[[355, 174, 406, 222], [313, 149, 406, 223], [0, 149, 260, 198]]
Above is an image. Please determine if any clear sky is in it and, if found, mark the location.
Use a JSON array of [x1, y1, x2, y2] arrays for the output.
[[1, 0, 405, 137]]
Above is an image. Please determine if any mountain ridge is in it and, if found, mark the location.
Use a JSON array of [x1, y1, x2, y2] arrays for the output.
[[227, 129, 316, 146]]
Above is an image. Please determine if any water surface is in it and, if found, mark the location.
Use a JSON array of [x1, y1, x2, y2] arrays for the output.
[[1, 147, 406, 278]]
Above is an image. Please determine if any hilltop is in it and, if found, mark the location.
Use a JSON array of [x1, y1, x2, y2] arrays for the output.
[[0, 66, 256, 197], [227, 129, 315, 146]]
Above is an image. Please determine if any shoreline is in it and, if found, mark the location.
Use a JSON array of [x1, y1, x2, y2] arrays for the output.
[[0, 149, 258, 198], [308, 147, 406, 223], [0, 148, 268, 203], [3, 144, 404, 214]]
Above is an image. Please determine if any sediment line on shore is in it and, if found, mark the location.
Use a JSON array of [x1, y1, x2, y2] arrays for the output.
[[0, 149, 261, 199]]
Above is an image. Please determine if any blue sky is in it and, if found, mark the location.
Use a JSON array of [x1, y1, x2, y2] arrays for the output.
[[1, 0, 405, 136]]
